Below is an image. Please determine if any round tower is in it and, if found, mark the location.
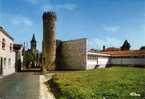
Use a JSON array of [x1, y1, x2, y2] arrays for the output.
[[42, 11, 56, 71]]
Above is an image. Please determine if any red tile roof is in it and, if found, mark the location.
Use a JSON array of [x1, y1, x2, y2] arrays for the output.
[[103, 47, 120, 52], [100, 50, 145, 57]]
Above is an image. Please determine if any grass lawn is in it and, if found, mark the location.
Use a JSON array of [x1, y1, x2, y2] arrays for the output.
[[48, 67, 145, 99]]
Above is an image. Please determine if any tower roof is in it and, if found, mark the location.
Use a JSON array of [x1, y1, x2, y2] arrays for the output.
[[31, 34, 36, 42], [42, 11, 56, 20]]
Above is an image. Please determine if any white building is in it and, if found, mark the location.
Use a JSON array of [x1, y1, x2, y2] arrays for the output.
[[101, 50, 145, 66], [0, 27, 15, 76], [58, 38, 145, 70], [87, 52, 110, 69]]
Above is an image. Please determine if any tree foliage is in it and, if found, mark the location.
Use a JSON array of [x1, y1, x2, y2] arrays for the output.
[[23, 52, 35, 67], [121, 40, 131, 50], [140, 46, 145, 50]]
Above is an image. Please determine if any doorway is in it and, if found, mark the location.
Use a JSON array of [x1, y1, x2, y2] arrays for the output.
[[0, 58, 3, 75]]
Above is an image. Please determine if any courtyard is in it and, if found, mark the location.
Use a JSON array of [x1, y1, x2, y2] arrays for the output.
[[47, 67, 145, 99]]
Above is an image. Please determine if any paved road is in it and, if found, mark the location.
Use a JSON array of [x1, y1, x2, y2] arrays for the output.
[[0, 72, 40, 99]]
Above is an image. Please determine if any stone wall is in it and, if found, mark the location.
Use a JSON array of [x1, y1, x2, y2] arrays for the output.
[[60, 38, 87, 70]]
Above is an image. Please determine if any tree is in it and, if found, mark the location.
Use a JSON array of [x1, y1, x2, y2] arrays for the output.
[[102, 45, 106, 51], [121, 40, 131, 50], [140, 46, 145, 50], [23, 52, 35, 68]]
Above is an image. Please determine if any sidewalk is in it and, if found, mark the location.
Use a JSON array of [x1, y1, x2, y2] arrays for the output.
[[39, 73, 55, 99], [0, 72, 16, 79]]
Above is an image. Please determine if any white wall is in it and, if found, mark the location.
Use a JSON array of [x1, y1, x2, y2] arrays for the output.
[[110, 57, 145, 65], [86, 53, 110, 70], [0, 30, 15, 76], [98, 57, 110, 68], [87, 60, 98, 69], [87, 56, 145, 69]]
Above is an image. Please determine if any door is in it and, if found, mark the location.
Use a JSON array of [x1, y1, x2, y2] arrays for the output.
[[0, 58, 3, 75]]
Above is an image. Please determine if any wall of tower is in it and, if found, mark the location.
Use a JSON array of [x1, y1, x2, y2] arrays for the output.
[[42, 11, 56, 71]]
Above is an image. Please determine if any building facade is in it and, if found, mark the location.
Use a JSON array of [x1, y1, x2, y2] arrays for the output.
[[56, 38, 145, 70], [101, 50, 145, 66], [13, 44, 23, 72], [0, 27, 15, 76]]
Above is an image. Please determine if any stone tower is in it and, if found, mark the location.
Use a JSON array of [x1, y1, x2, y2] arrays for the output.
[[31, 34, 37, 54], [42, 11, 56, 71]]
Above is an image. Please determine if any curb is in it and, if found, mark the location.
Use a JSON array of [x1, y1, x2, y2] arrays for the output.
[[39, 75, 55, 99]]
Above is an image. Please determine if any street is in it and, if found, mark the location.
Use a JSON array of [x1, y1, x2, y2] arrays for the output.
[[0, 72, 40, 99]]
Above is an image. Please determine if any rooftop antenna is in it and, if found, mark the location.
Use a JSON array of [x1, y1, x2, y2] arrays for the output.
[[26, 42, 29, 50], [23, 42, 25, 50]]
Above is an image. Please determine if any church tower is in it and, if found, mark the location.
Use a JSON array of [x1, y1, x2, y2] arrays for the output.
[[42, 11, 56, 71], [31, 34, 37, 54]]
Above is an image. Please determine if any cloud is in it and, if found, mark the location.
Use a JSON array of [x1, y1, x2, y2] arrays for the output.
[[0, 1, 2, 24], [1, 13, 33, 36], [42, 4, 55, 11], [26, 0, 78, 11], [0, 15, 2, 24], [42, 3, 78, 11], [11, 16, 33, 27], [88, 37, 122, 50], [25, 0, 41, 5], [142, 24, 145, 32], [56, 3, 78, 11], [103, 25, 120, 33]]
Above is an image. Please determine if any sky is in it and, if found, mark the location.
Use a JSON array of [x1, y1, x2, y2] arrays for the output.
[[0, 0, 145, 51]]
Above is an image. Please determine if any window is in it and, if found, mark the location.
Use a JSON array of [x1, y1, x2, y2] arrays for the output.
[[4, 58, 6, 67], [88, 55, 98, 60], [87, 55, 89, 59], [8, 58, 11, 66], [2, 38, 5, 50], [10, 43, 13, 52]]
